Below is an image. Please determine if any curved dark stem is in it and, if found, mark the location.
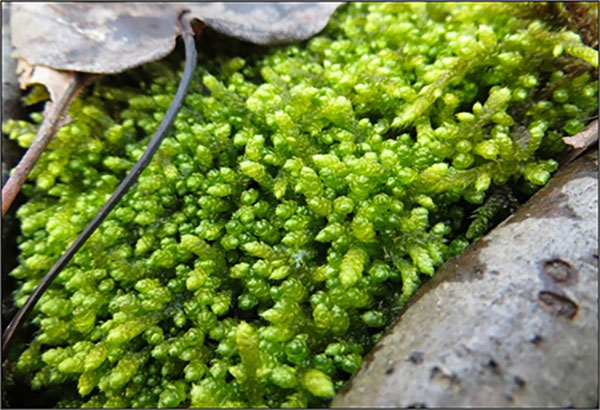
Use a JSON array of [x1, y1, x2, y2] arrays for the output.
[[2, 11, 198, 357]]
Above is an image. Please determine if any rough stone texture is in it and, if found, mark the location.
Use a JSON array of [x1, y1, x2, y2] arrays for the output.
[[332, 151, 598, 408], [2, 4, 23, 123]]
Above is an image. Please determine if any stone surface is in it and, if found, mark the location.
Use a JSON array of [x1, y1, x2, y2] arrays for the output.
[[332, 151, 598, 408], [2, 4, 22, 123]]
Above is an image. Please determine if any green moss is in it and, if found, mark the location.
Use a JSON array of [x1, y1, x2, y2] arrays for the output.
[[4, 3, 598, 408]]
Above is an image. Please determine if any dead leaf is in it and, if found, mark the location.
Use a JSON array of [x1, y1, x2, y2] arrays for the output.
[[559, 119, 598, 168], [16, 60, 76, 109], [187, 3, 342, 46], [14, 59, 101, 149], [562, 120, 598, 149], [10, 3, 342, 75]]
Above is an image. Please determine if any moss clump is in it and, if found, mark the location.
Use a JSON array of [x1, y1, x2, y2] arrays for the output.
[[3, 3, 597, 408]]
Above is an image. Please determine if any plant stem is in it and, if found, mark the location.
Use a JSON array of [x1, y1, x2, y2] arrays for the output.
[[1, 73, 87, 216]]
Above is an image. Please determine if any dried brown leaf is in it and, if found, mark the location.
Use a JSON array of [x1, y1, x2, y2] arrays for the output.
[[10, 3, 341, 75], [562, 120, 598, 150], [16, 59, 76, 104]]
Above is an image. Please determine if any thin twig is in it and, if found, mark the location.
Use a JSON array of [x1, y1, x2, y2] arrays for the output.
[[1, 11, 198, 356], [1, 73, 91, 216]]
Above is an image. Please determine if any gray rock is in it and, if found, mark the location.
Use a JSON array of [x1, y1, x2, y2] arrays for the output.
[[332, 151, 598, 408], [2, 4, 22, 122]]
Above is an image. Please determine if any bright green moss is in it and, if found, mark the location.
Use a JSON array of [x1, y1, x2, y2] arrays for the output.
[[4, 3, 598, 408]]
